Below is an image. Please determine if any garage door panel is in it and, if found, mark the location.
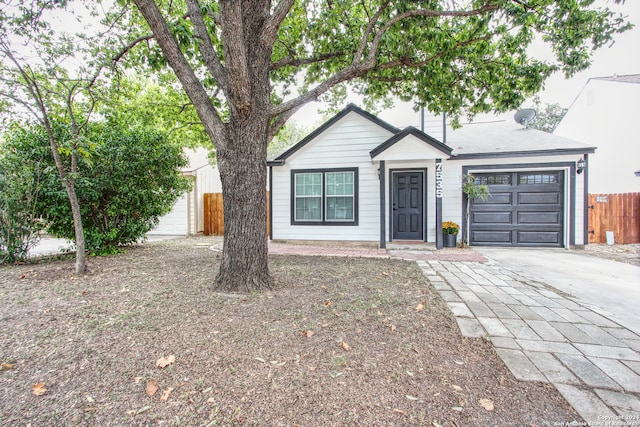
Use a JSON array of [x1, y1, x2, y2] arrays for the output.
[[518, 192, 560, 205], [518, 212, 560, 224], [473, 211, 511, 224], [474, 192, 512, 205], [472, 230, 512, 244], [469, 171, 564, 247], [517, 231, 561, 244]]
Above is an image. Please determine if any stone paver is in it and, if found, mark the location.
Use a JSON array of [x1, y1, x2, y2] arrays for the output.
[[455, 317, 485, 338], [594, 389, 640, 417], [588, 357, 640, 393], [419, 257, 640, 424], [527, 351, 580, 384], [495, 348, 546, 382], [554, 384, 618, 425], [555, 353, 622, 389]]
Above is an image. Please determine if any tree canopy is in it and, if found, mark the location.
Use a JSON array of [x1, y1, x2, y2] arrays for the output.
[[120, 0, 632, 292]]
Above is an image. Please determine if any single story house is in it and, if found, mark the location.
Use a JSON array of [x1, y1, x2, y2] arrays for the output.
[[148, 147, 221, 236], [553, 74, 640, 194], [268, 104, 595, 248]]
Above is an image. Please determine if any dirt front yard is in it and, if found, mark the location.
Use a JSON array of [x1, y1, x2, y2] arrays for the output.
[[0, 238, 581, 426]]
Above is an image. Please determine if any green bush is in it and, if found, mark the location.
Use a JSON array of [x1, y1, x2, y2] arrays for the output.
[[0, 134, 46, 263], [3, 122, 192, 255]]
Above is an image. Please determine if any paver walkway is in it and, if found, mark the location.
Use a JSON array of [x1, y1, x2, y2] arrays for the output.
[[416, 258, 640, 426]]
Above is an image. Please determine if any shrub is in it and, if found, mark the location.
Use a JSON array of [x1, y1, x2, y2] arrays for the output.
[[4, 122, 192, 255], [0, 134, 45, 263]]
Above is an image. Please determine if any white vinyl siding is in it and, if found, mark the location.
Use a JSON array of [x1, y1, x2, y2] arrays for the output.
[[271, 111, 394, 241]]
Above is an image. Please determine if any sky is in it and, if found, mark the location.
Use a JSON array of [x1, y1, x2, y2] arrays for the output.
[[38, 1, 640, 131], [292, 0, 640, 130]]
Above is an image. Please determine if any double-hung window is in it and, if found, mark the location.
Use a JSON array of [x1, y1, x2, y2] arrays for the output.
[[292, 168, 358, 225]]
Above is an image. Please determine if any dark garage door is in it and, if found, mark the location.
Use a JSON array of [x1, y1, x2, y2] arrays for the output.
[[469, 171, 564, 247]]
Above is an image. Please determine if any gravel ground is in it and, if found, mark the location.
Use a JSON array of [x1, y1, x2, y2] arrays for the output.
[[581, 243, 640, 267], [0, 237, 582, 426]]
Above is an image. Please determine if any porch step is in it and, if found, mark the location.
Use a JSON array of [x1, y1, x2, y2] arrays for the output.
[[387, 242, 436, 251]]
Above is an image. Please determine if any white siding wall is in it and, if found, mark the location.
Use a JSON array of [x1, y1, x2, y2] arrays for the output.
[[271, 112, 395, 241]]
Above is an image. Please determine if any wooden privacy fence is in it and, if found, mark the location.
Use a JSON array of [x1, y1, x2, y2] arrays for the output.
[[588, 193, 640, 244], [204, 192, 270, 236]]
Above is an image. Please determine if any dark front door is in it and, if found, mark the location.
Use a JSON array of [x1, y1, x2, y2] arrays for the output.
[[392, 171, 424, 240]]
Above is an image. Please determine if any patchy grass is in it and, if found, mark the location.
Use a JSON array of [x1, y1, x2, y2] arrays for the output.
[[0, 238, 580, 426]]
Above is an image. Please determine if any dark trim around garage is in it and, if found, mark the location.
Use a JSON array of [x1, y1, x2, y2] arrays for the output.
[[462, 162, 576, 247]]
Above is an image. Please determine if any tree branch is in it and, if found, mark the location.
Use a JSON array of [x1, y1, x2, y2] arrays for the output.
[[268, 104, 302, 142], [185, 0, 228, 90], [270, 51, 345, 71], [365, 3, 500, 67], [112, 34, 154, 63], [133, 0, 227, 149], [271, 2, 500, 118], [261, 0, 296, 46], [353, 1, 388, 64]]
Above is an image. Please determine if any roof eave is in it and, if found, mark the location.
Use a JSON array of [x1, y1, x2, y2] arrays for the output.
[[449, 147, 597, 160]]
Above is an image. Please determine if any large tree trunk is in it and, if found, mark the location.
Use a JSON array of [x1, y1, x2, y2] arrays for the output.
[[214, 112, 272, 292]]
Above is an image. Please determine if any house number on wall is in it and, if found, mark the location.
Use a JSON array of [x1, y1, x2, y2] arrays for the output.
[[435, 163, 443, 198]]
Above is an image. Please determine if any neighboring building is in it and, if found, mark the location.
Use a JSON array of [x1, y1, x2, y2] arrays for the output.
[[554, 74, 640, 194], [268, 104, 594, 248], [148, 147, 221, 236]]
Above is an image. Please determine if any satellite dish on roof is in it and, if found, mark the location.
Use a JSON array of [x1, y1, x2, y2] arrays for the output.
[[514, 109, 536, 128]]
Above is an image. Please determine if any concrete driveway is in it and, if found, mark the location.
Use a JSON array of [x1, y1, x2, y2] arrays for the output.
[[476, 247, 640, 335]]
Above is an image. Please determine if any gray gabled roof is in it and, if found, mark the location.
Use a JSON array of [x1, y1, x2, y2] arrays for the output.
[[268, 103, 399, 166], [592, 74, 640, 84], [447, 120, 596, 159], [370, 126, 452, 158]]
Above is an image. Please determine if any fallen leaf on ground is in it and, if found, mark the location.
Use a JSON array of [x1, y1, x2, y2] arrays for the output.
[[324, 301, 332, 307], [414, 303, 424, 312], [301, 330, 314, 338], [145, 379, 159, 397], [160, 387, 174, 401], [1, 362, 14, 370], [134, 376, 143, 384], [451, 406, 464, 412], [340, 341, 350, 351], [451, 385, 463, 392], [156, 355, 176, 368], [479, 398, 494, 411], [32, 383, 47, 396]]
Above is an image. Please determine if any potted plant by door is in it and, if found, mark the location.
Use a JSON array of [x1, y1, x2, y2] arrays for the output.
[[442, 221, 459, 247]]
